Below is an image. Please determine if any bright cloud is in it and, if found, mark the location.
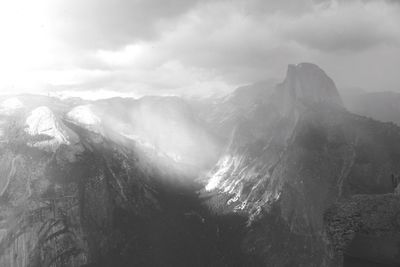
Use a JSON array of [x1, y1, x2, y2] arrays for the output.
[[0, 0, 399, 97]]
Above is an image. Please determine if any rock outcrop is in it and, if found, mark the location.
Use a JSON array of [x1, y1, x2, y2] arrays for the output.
[[203, 63, 400, 266], [0, 105, 160, 267], [25, 106, 81, 152], [66, 105, 103, 134], [324, 194, 400, 266], [277, 63, 343, 116], [0, 102, 227, 267], [1, 63, 400, 266]]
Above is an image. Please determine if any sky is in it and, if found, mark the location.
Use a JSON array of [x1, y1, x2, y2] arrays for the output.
[[0, 0, 399, 99]]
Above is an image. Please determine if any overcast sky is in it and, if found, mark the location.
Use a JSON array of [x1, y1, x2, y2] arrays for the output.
[[0, 0, 399, 99]]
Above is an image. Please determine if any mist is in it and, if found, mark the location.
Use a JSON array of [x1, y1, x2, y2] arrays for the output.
[[1, 1, 400, 267], [74, 97, 222, 180]]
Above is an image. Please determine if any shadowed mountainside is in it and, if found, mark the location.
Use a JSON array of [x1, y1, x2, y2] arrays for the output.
[[1, 63, 400, 266]]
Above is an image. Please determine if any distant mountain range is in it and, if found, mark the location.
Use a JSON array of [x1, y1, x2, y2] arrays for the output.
[[343, 91, 400, 126], [201, 63, 400, 266], [1, 63, 400, 267]]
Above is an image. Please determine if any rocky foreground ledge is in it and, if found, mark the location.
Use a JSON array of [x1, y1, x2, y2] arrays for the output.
[[324, 193, 400, 266]]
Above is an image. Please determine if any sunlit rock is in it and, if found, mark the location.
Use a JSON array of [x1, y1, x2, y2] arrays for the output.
[[25, 106, 81, 155], [66, 104, 102, 133]]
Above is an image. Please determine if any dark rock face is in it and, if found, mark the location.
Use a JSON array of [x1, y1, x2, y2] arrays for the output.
[[0, 98, 244, 267], [0, 110, 160, 266], [203, 63, 400, 266], [324, 194, 400, 266], [277, 63, 343, 115], [1, 63, 399, 267]]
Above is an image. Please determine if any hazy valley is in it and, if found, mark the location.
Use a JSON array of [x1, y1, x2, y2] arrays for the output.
[[1, 63, 400, 266]]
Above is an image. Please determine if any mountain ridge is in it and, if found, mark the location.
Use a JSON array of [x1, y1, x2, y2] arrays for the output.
[[1, 63, 400, 266]]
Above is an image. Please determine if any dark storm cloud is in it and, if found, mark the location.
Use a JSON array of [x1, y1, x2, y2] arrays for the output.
[[49, 0, 400, 96], [281, 0, 400, 52], [137, 0, 398, 83], [51, 0, 400, 64], [3, 0, 400, 96], [51, 0, 208, 49], [235, 0, 315, 16], [285, 25, 397, 52], [51, 0, 315, 51]]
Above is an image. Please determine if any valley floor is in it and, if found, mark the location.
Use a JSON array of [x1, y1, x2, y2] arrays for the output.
[[87, 183, 260, 267]]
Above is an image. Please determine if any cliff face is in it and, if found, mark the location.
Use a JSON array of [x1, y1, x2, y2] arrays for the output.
[[278, 63, 343, 112], [203, 63, 400, 266], [0, 104, 164, 267], [1, 64, 399, 266], [0, 97, 230, 267], [324, 194, 400, 266]]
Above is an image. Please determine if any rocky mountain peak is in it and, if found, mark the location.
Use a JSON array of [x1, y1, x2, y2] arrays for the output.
[[278, 63, 343, 112], [25, 106, 80, 152], [67, 104, 102, 133]]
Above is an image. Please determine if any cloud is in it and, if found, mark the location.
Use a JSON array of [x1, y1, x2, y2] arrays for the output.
[[47, 0, 317, 50], [47, 60, 233, 98], [85, 0, 400, 85], [84, 1, 313, 87], [48, 0, 208, 50], [281, 0, 400, 52], [1, 0, 400, 96]]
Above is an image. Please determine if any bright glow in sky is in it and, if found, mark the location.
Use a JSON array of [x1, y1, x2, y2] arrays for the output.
[[0, 0, 399, 98]]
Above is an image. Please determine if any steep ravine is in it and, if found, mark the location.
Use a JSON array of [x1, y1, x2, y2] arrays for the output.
[[201, 63, 400, 267], [2, 63, 400, 267], [0, 112, 257, 267]]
